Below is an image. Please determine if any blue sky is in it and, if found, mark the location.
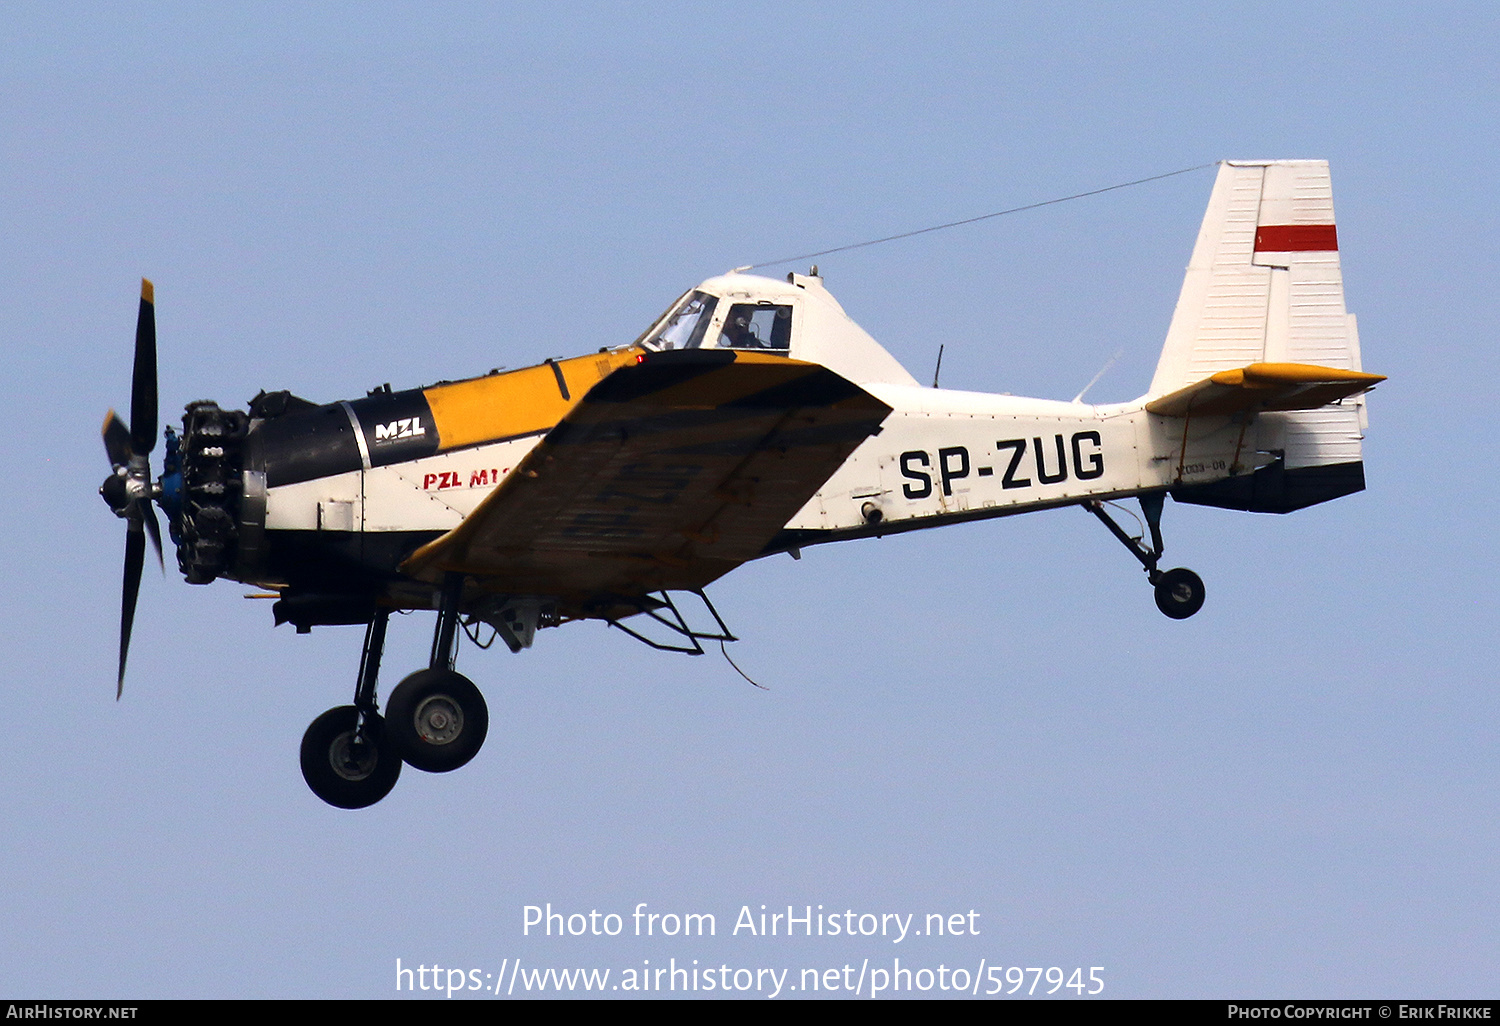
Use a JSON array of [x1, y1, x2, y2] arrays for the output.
[[2, 1, 1497, 998]]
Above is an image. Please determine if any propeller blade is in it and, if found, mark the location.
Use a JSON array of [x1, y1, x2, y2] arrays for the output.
[[130, 279, 157, 457], [102, 410, 132, 468], [119, 515, 145, 699], [142, 502, 164, 571]]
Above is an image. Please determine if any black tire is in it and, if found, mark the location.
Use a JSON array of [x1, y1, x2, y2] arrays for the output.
[[385, 669, 489, 773], [300, 706, 402, 809], [1154, 567, 1206, 620]]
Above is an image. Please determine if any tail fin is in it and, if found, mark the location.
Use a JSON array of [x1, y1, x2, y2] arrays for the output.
[[1151, 161, 1370, 479]]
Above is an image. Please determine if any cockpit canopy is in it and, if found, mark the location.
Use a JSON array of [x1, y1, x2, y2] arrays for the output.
[[634, 272, 919, 387], [639, 290, 795, 353]]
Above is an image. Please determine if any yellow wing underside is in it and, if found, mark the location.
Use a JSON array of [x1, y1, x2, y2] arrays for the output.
[[401, 350, 891, 612]]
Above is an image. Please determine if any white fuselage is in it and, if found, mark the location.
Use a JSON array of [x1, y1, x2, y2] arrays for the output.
[[260, 386, 1251, 548], [786, 384, 1246, 535]]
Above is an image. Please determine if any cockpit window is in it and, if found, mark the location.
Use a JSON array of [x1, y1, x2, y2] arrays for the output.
[[718, 303, 792, 351], [639, 291, 719, 350]]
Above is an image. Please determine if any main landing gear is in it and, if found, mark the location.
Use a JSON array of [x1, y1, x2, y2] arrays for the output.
[[1084, 492, 1205, 621], [300, 573, 490, 809]]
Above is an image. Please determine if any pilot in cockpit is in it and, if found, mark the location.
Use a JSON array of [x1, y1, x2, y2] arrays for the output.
[[717, 304, 792, 350], [719, 310, 758, 348]]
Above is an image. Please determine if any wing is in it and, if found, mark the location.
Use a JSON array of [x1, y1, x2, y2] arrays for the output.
[[400, 349, 891, 611], [1145, 362, 1385, 418]]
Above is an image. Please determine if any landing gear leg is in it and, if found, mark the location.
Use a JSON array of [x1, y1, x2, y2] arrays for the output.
[[387, 573, 490, 773], [429, 570, 464, 672], [300, 608, 402, 808], [354, 606, 390, 719], [1084, 493, 1205, 620]]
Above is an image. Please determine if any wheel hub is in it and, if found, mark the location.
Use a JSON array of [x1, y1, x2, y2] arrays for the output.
[[414, 695, 463, 745], [329, 730, 378, 781]]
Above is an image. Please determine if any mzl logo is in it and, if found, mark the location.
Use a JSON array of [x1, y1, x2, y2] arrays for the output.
[[374, 417, 426, 443]]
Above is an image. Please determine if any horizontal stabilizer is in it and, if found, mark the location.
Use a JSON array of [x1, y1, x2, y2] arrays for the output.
[[1145, 362, 1385, 418]]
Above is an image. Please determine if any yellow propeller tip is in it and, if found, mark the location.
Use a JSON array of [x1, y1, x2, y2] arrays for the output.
[[140, 278, 154, 304]]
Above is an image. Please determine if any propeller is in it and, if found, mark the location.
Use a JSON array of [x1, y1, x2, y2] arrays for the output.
[[99, 279, 164, 698]]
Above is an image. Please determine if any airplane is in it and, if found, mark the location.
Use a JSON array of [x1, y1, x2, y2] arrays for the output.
[[100, 159, 1383, 809]]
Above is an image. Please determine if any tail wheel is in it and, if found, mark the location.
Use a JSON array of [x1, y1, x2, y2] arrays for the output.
[[300, 706, 402, 809], [1154, 567, 1205, 620], [385, 669, 489, 773]]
